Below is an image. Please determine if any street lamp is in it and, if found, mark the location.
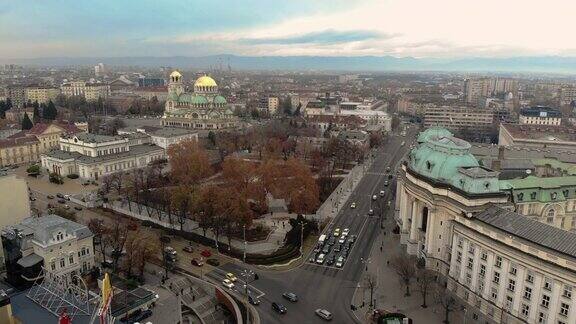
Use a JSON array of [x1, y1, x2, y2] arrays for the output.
[[243, 225, 247, 264], [360, 257, 372, 272], [299, 221, 306, 254], [241, 269, 255, 301]]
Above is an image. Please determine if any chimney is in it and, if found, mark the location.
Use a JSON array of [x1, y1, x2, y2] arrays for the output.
[[492, 146, 505, 171]]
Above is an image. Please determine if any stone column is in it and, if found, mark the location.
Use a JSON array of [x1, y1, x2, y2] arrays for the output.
[[407, 200, 420, 255], [399, 191, 412, 245]]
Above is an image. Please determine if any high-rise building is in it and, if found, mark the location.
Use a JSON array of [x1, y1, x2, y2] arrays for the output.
[[61, 81, 110, 101], [94, 63, 106, 76], [25, 86, 60, 105], [559, 85, 576, 106], [464, 78, 518, 105]]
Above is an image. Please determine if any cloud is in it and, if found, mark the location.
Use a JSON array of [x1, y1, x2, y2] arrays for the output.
[[241, 30, 395, 45]]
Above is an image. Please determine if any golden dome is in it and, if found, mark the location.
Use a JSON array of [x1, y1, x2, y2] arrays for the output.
[[194, 75, 217, 87], [170, 70, 182, 78]]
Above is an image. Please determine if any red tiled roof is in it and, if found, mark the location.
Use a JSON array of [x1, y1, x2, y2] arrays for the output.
[[0, 136, 39, 148], [8, 122, 83, 139]]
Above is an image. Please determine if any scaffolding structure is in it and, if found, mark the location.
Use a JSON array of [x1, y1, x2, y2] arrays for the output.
[[26, 267, 99, 320]]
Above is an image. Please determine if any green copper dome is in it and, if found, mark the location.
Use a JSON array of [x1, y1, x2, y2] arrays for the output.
[[213, 95, 227, 104], [407, 130, 501, 194], [168, 92, 179, 101], [190, 95, 208, 105], [417, 127, 453, 144]]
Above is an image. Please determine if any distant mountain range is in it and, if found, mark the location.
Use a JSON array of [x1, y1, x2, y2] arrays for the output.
[[4, 55, 576, 73]]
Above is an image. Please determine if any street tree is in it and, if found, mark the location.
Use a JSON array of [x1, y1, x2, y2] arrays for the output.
[[416, 268, 436, 308], [168, 139, 212, 186], [171, 185, 195, 231], [435, 285, 458, 324], [364, 273, 377, 308], [87, 218, 109, 261], [391, 254, 418, 296], [21, 113, 33, 130], [109, 219, 129, 273]]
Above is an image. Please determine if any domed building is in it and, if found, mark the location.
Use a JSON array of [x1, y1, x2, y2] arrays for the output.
[[162, 71, 238, 130], [395, 127, 576, 324]]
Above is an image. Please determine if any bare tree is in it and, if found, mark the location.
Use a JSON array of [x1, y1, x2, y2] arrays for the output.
[[109, 219, 129, 273], [391, 254, 417, 296], [416, 268, 436, 308], [87, 218, 109, 262], [435, 285, 458, 324], [364, 273, 378, 308]]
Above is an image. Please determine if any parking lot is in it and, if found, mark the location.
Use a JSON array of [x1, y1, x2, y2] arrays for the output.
[[307, 227, 358, 270]]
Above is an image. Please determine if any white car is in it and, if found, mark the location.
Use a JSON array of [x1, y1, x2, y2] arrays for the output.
[[335, 257, 344, 268], [222, 279, 235, 289], [372, 195, 377, 201], [379, 190, 385, 197], [315, 309, 333, 321], [342, 228, 350, 236], [316, 253, 326, 264], [338, 236, 346, 244], [350, 202, 356, 209], [368, 209, 374, 216]]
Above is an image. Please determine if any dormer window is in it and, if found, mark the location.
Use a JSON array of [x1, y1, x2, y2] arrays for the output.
[[426, 161, 432, 171], [551, 192, 558, 200], [517, 193, 524, 201], [484, 182, 490, 189], [563, 190, 569, 198], [56, 232, 64, 241], [530, 192, 537, 200]]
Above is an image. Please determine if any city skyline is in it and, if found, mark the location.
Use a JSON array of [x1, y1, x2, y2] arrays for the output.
[[3, 0, 576, 60]]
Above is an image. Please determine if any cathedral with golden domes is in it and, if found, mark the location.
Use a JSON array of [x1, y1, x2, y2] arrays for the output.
[[161, 71, 238, 130]]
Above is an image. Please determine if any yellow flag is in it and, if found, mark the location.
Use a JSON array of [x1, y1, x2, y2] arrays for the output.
[[102, 273, 112, 304]]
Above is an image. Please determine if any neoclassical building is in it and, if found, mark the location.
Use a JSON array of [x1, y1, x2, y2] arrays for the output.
[[396, 127, 576, 324], [161, 71, 238, 130]]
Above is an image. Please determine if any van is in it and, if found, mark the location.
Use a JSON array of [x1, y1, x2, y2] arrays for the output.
[[318, 234, 327, 245]]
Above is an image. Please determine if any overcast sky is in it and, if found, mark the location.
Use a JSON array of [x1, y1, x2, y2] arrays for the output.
[[2, 0, 576, 59]]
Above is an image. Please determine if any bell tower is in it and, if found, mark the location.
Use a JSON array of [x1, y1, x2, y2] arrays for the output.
[[168, 70, 184, 96]]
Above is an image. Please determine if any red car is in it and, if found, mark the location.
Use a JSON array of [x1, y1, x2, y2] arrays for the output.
[[191, 258, 204, 267], [201, 250, 212, 258]]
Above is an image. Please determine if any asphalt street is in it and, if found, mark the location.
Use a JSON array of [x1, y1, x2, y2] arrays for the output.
[[209, 127, 419, 324]]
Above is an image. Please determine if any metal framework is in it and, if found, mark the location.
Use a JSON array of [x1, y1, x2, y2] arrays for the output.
[[26, 267, 99, 320]]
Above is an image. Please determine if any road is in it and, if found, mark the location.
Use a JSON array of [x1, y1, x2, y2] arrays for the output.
[[209, 127, 419, 324]]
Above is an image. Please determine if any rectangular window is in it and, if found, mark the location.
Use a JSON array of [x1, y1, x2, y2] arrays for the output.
[[495, 256, 503, 268], [521, 304, 530, 317], [563, 286, 572, 299], [509, 265, 517, 276], [480, 264, 486, 277], [506, 295, 513, 309], [491, 287, 498, 300], [458, 238, 463, 248], [527, 272, 534, 283], [544, 279, 553, 291], [542, 294, 550, 308], [494, 272, 500, 284], [51, 262, 56, 271], [481, 251, 488, 261], [69, 255, 74, 264], [467, 257, 473, 270], [457, 251, 462, 262], [60, 258, 65, 268], [524, 287, 532, 300], [560, 302, 569, 317], [538, 312, 547, 324], [508, 279, 516, 292], [468, 244, 475, 255]]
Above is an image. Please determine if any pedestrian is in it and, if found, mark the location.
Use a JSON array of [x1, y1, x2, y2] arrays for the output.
[[380, 246, 382, 252], [387, 260, 390, 266]]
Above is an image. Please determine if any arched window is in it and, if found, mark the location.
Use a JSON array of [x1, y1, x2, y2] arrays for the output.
[[546, 208, 555, 224]]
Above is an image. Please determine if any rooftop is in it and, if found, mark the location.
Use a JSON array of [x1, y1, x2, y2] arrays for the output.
[[519, 106, 561, 118], [150, 127, 197, 138], [69, 133, 125, 144], [0, 136, 39, 149], [475, 206, 576, 259], [2, 214, 92, 246], [501, 123, 576, 142]]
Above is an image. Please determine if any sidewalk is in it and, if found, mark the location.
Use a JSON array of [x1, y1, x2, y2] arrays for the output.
[[352, 214, 465, 324]]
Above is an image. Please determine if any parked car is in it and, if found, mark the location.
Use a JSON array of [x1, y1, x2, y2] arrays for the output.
[[64, 194, 71, 200], [334, 244, 341, 252], [349, 235, 357, 244], [191, 258, 204, 267], [341, 250, 349, 258], [368, 209, 374, 216], [316, 253, 325, 264], [56, 193, 64, 199], [74, 206, 82, 211], [222, 279, 234, 289], [201, 250, 212, 258], [372, 195, 377, 201], [384, 180, 389, 186], [333, 228, 341, 237], [57, 199, 66, 204], [322, 244, 331, 254], [183, 246, 194, 253], [248, 295, 260, 305], [342, 228, 350, 236], [282, 292, 298, 302], [207, 258, 220, 266], [326, 255, 335, 265], [64, 205, 70, 210], [29, 197, 36, 201], [338, 236, 346, 244], [335, 256, 345, 268], [379, 190, 385, 197], [350, 202, 356, 209], [308, 253, 316, 263], [226, 273, 238, 282], [47, 195, 54, 199], [315, 309, 333, 321], [327, 237, 336, 246], [271, 302, 287, 314]]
